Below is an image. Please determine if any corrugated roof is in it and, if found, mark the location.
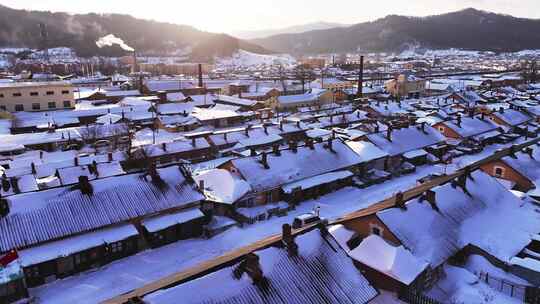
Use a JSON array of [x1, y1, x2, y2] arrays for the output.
[[0, 166, 204, 252]]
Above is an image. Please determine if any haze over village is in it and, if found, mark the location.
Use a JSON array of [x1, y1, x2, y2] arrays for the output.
[[1, 2, 540, 304]]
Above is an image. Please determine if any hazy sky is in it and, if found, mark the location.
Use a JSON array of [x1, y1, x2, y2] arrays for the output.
[[1, 0, 539, 33]]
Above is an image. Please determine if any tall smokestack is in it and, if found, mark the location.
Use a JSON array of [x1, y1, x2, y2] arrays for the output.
[[357, 55, 364, 98], [198, 63, 204, 88]]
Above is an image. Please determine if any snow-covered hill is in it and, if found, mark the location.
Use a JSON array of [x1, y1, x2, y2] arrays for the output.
[[216, 50, 296, 68]]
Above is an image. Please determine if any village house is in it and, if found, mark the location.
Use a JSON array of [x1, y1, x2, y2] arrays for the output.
[[365, 123, 445, 174], [0, 81, 75, 113], [337, 170, 540, 293], [0, 165, 205, 289], [488, 107, 533, 134], [141, 225, 378, 304], [200, 139, 363, 223], [385, 74, 426, 98], [272, 88, 333, 111], [480, 146, 540, 192], [432, 113, 502, 144]]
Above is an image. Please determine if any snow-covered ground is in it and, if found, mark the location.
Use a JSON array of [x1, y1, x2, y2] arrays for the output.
[[429, 264, 522, 304], [216, 50, 296, 67]]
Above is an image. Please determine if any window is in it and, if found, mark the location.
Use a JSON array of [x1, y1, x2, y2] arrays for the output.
[[14, 104, 24, 111], [0, 93, 4, 98], [12, 92, 21, 97], [30, 92, 39, 96], [46, 91, 54, 95], [32, 103, 40, 110], [110, 242, 123, 253], [438, 126, 445, 133], [62, 90, 70, 94], [0, 105, 6, 111], [369, 223, 384, 236], [25, 266, 40, 278], [48, 102, 56, 109], [493, 166, 505, 178], [63, 100, 71, 108], [74, 253, 87, 266]]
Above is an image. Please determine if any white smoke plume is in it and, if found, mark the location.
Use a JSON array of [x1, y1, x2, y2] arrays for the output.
[[96, 34, 134, 52]]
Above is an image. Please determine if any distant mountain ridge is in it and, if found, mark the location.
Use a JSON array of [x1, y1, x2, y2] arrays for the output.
[[252, 8, 540, 54], [232, 21, 348, 39], [0, 4, 270, 61]]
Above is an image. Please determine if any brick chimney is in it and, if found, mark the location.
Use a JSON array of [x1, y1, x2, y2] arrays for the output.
[[326, 138, 335, 153], [198, 179, 205, 191], [386, 125, 393, 142], [425, 190, 439, 211], [191, 137, 196, 147], [525, 147, 534, 159], [395, 191, 406, 210], [456, 115, 462, 128], [259, 151, 269, 169], [306, 138, 314, 150], [282, 224, 298, 256], [157, 91, 167, 104], [108, 152, 113, 162], [78, 176, 93, 195], [273, 144, 281, 156], [289, 141, 298, 153]]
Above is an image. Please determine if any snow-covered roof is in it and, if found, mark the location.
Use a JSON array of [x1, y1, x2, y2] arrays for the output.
[[349, 235, 428, 285], [282, 170, 353, 194], [215, 95, 257, 107], [367, 125, 445, 157], [377, 171, 540, 267], [193, 169, 251, 204], [230, 139, 363, 192], [141, 208, 205, 233], [440, 116, 500, 138], [18, 223, 138, 267], [491, 109, 531, 126], [277, 89, 328, 105], [0, 166, 204, 252], [501, 148, 540, 185], [345, 141, 389, 162], [143, 228, 378, 304]]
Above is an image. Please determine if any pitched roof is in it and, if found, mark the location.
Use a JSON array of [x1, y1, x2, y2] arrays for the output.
[[367, 125, 445, 156], [230, 139, 363, 192], [143, 228, 378, 304], [0, 166, 204, 252]]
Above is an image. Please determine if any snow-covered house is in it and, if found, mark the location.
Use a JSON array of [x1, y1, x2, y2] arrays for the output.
[[0, 165, 205, 287], [132, 137, 213, 164], [488, 107, 532, 134], [339, 171, 540, 291], [142, 226, 378, 304], [364, 100, 415, 118], [273, 89, 333, 110], [366, 124, 445, 172], [480, 146, 540, 192], [215, 139, 363, 215], [433, 114, 501, 143]]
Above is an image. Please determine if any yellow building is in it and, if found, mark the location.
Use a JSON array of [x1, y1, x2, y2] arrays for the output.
[[0, 81, 75, 112], [385, 74, 426, 98]]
